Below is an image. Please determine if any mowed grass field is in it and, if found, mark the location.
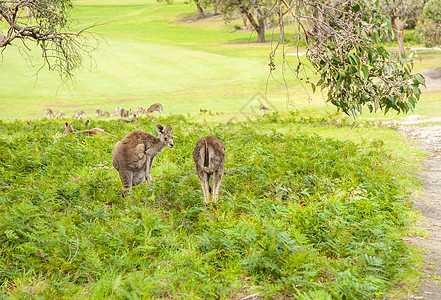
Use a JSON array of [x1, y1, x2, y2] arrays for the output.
[[0, 0, 321, 120], [1, 0, 439, 120]]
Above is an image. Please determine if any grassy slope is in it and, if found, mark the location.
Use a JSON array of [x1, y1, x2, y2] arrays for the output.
[[1, 0, 437, 121], [0, 0, 315, 119]]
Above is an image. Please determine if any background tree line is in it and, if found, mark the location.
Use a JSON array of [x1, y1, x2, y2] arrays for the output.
[[193, 0, 441, 48]]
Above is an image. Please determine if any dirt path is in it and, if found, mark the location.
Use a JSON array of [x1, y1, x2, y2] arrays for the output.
[[397, 122, 441, 299]]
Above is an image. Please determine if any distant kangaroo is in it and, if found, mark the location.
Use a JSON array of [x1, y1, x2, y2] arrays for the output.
[[114, 107, 122, 117], [193, 136, 225, 204], [259, 104, 269, 111], [120, 108, 131, 118], [96, 109, 110, 117], [72, 110, 87, 119], [146, 103, 163, 114], [63, 122, 109, 136], [117, 115, 139, 123], [134, 106, 145, 115], [43, 108, 54, 118], [54, 111, 66, 118], [112, 125, 174, 195]]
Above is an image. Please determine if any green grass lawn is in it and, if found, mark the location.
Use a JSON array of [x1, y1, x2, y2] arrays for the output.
[[0, 0, 320, 120], [1, 0, 438, 121]]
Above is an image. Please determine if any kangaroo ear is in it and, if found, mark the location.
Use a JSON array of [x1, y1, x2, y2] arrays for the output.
[[156, 124, 164, 134], [65, 122, 68, 127], [165, 125, 172, 132]]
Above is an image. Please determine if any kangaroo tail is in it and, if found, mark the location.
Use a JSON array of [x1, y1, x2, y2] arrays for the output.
[[203, 138, 209, 168]]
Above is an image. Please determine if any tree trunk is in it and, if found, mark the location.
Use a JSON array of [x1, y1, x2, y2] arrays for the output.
[[391, 16, 406, 57], [257, 16, 265, 43], [194, 0, 205, 19], [239, 6, 265, 43]]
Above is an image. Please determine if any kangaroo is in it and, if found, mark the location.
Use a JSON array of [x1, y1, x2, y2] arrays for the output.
[[96, 109, 110, 117], [114, 107, 122, 117], [63, 122, 76, 134], [54, 111, 66, 118], [259, 104, 269, 111], [43, 108, 54, 118], [95, 109, 103, 117], [120, 108, 131, 118], [112, 124, 174, 195], [117, 115, 139, 123], [81, 128, 109, 136], [133, 106, 145, 115], [192, 136, 225, 204], [72, 110, 87, 119], [62, 122, 109, 136], [146, 103, 163, 114]]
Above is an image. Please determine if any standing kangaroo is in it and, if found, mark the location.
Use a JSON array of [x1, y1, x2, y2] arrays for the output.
[[112, 125, 174, 195], [193, 136, 225, 204]]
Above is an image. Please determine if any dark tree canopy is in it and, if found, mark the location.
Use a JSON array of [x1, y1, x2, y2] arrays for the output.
[[0, 0, 94, 80]]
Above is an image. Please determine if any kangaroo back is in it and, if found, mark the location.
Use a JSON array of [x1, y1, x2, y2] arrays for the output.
[[112, 124, 174, 196], [193, 136, 226, 204]]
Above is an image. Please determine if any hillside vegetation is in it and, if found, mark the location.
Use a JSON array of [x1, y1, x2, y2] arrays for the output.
[[0, 112, 422, 298]]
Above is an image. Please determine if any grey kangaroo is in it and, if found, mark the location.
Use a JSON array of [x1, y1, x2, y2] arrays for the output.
[[112, 124, 174, 195], [43, 108, 54, 118], [146, 103, 163, 114], [117, 115, 139, 123], [193, 136, 225, 204], [63, 122, 109, 136]]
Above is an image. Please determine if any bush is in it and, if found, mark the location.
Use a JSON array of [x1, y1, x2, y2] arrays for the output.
[[0, 113, 417, 298]]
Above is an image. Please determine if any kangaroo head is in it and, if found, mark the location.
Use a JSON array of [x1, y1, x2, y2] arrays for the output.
[[157, 124, 174, 148], [63, 122, 74, 133]]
